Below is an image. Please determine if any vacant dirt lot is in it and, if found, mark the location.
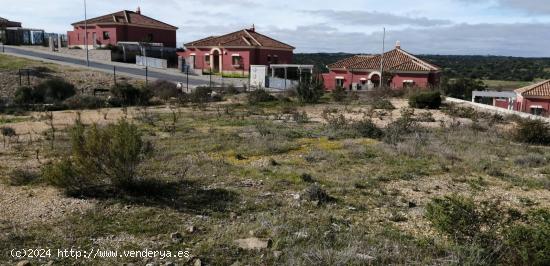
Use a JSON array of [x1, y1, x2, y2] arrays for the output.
[[1, 93, 548, 265]]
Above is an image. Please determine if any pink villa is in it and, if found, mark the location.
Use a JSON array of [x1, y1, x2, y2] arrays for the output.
[[177, 27, 294, 76], [322, 42, 441, 91], [67, 8, 178, 49], [514, 80, 550, 116]]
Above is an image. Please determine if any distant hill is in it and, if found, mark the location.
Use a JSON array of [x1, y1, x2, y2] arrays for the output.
[[295, 53, 550, 82]]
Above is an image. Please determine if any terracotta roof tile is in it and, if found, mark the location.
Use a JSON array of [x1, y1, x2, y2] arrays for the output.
[[327, 55, 375, 69], [72, 10, 177, 30], [516, 80, 550, 97], [328, 48, 440, 73], [185, 28, 294, 50]]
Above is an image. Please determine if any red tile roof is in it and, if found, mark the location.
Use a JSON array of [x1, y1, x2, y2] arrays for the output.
[[71, 10, 177, 30], [327, 55, 375, 68], [185, 28, 295, 50], [516, 80, 550, 97], [328, 48, 439, 73]]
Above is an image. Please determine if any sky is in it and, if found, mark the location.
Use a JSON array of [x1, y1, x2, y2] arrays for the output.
[[1, 0, 550, 57]]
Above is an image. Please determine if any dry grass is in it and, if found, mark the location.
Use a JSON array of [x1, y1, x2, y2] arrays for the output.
[[0, 93, 549, 265]]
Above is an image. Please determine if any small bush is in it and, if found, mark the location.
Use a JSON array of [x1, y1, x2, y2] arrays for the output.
[[42, 119, 149, 196], [504, 209, 550, 266], [514, 153, 547, 167], [14, 86, 34, 104], [149, 80, 180, 101], [513, 119, 550, 145], [425, 195, 550, 265], [110, 83, 151, 106], [301, 173, 315, 183], [369, 98, 395, 110], [31, 78, 76, 103], [248, 89, 276, 104], [292, 111, 309, 124], [442, 104, 480, 120], [323, 112, 382, 139], [304, 184, 333, 204], [8, 169, 39, 186], [383, 109, 419, 144], [331, 86, 347, 102], [189, 86, 213, 104], [224, 84, 240, 95], [409, 91, 442, 109], [1, 126, 16, 137], [14, 78, 76, 105], [426, 195, 483, 242], [63, 95, 105, 109], [352, 118, 383, 139], [296, 75, 325, 104]]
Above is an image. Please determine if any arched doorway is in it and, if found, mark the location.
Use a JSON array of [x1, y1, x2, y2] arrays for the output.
[[212, 50, 221, 73], [369, 73, 381, 89]]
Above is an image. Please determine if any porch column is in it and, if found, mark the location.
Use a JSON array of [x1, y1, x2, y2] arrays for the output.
[[219, 52, 223, 74]]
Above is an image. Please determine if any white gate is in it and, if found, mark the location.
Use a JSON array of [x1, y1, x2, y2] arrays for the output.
[[250, 65, 267, 89]]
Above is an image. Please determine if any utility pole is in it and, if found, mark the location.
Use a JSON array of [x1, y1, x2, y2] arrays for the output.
[[84, 0, 90, 67], [380, 27, 386, 88]]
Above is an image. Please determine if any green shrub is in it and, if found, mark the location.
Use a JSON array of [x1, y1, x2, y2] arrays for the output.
[[442, 104, 480, 120], [383, 109, 419, 144], [426, 195, 550, 265], [514, 153, 547, 167], [331, 86, 346, 102], [513, 119, 550, 145], [149, 80, 180, 101], [323, 113, 382, 139], [296, 75, 325, 103], [369, 97, 395, 110], [63, 95, 104, 109], [248, 89, 276, 104], [8, 169, 39, 186], [110, 83, 151, 106], [304, 184, 333, 204], [409, 91, 442, 109], [426, 195, 483, 242], [189, 86, 215, 104], [442, 77, 487, 100], [42, 119, 149, 195], [504, 209, 550, 266], [352, 118, 383, 139], [14, 86, 34, 104], [34, 78, 76, 103]]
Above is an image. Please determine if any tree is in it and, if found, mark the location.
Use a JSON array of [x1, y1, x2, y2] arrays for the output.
[[442, 77, 487, 100], [296, 74, 325, 103]]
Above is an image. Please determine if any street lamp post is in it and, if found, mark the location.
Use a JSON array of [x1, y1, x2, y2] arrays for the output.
[[84, 0, 90, 67]]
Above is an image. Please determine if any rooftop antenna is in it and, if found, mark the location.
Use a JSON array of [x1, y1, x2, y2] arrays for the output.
[[380, 27, 386, 88]]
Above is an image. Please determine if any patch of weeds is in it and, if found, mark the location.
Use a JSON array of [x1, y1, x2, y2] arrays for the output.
[[512, 119, 550, 145], [514, 153, 547, 168], [427, 195, 550, 265], [369, 97, 395, 110], [467, 176, 488, 191], [389, 212, 408, 223], [7, 169, 40, 186], [300, 173, 315, 183], [303, 184, 334, 204]]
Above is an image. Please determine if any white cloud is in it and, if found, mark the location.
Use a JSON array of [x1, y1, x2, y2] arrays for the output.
[[0, 0, 549, 56]]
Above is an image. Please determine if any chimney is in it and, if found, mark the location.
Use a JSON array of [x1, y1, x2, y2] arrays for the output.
[[396, 41, 401, 49], [251, 24, 255, 32], [136, 6, 141, 14]]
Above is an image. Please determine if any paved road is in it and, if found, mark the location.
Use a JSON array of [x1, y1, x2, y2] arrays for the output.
[[3, 46, 246, 87]]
